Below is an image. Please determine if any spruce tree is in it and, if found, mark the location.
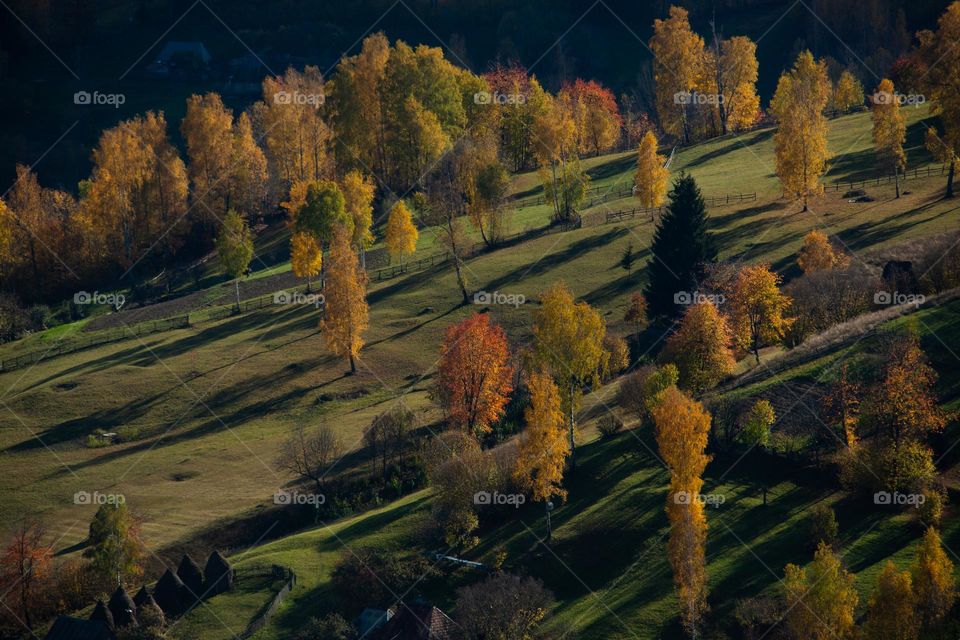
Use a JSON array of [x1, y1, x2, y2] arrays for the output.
[[644, 173, 716, 318]]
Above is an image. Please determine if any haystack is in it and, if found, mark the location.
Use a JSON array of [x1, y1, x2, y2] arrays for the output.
[[153, 569, 185, 616], [89, 599, 114, 630], [204, 550, 234, 595], [177, 554, 204, 603], [107, 586, 137, 628]]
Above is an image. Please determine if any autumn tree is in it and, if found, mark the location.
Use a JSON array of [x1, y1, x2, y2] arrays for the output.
[[328, 33, 390, 176], [872, 78, 907, 197], [863, 561, 918, 640], [385, 200, 418, 266], [0, 521, 51, 630], [823, 363, 861, 447], [468, 160, 510, 247], [532, 91, 588, 223], [340, 170, 375, 267], [259, 66, 331, 190], [918, 3, 960, 198], [437, 313, 514, 437], [229, 112, 269, 218], [651, 386, 711, 637], [81, 112, 189, 267], [532, 282, 606, 467], [728, 264, 792, 363], [864, 334, 948, 447], [181, 93, 233, 224], [782, 542, 858, 640], [321, 224, 369, 373], [560, 79, 622, 156], [514, 371, 570, 505], [484, 64, 550, 171], [710, 33, 761, 133], [645, 173, 716, 318], [771, 51, 831, 211], [634, 130, 670, 208], [84, 502, 145, 584], [216, 210, 255, 310], [797, 230, 848, 273], [661, 301, 735, 394], [912, 526, 956, 630], [290, 231, 322, 292], [624, 293, 648, 344], [832, 70, 865, 112], [650, 6, 707, 143], [925, 127, 957, 198]]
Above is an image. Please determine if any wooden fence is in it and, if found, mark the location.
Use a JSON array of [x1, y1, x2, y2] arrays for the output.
[[827, 164, 946, 193], [239, 566, 297, 639], [0, 315, 190, 372], [603, 192, 757, 225]]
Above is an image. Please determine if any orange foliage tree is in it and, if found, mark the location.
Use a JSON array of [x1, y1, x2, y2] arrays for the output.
[[728, 264, 792, 363], [651, 386, 712, 637], [660, 301, 735, 394], [1, 521, 51, 630], [514, 371, 570, 503], [320, 224, 369, 373], [437, 313, 514, 437]]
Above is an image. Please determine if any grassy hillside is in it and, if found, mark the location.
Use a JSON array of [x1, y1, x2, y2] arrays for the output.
[[175, 296, 960, 640], [3, 102, 960, 638]]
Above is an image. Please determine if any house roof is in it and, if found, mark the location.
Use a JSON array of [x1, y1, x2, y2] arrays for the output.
[[374, 603, 460, 640], [44, 616, 116, 640], [156, 41, 211, 64]]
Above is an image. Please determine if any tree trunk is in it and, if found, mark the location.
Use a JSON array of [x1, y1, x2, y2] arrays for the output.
[[349, 353, 356, 374], [568, 381, 576, 470], [947, 159, 956, 198], [895, 165, 900, 198], [234, 279, 241, 311]]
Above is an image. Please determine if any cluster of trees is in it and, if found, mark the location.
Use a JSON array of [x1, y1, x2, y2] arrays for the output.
[[1, 503, 146, 635], [649, 6, 761, 143], [736, 524, 956, 640]]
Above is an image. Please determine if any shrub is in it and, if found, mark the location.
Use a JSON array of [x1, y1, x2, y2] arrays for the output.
[[602, 334, 630, 379], [808, 503, 839, 549], [455, 573, 553, 640], [597, 414, 624, 438], [294, 613, 356, 640]]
